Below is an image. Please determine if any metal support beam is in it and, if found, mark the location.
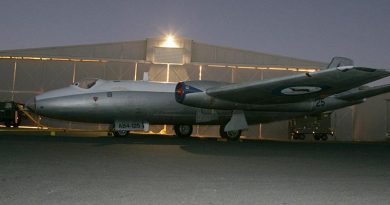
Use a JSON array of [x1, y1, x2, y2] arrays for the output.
[[134, 62, 138, 81], [11, 61, 17, 101]]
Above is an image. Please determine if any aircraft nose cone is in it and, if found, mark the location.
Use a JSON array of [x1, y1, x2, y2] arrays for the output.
[[26, 97, 36, 112]]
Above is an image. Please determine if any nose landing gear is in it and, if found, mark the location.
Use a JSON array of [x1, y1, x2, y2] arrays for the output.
[[113, 130, 129, 137]]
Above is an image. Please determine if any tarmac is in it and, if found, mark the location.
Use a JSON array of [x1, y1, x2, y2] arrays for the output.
[[1, 131, 390, 205]]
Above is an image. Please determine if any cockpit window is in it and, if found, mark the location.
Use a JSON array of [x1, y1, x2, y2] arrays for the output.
[[73, 79, 98, 89]]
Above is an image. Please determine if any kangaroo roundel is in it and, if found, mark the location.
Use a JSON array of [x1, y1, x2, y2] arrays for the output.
[[281, 86, 322, 95]]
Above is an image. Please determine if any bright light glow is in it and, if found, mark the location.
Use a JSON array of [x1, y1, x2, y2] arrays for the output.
[[238, 66, 256, 69], [161, 35, 179, 48], [22, 57, 41, 60], [0, 56, 105, 63], [287, 68, 299, 71], [51, 57, 71, 61], [268, 67, 288, 71], [208, 64, 226, 68], [298, 68, 318, 72], [0, 125, 48, 129], [199, 65, 202, 80]]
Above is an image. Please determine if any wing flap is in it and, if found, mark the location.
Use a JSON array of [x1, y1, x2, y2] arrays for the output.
[[206, 67, 390, 105]]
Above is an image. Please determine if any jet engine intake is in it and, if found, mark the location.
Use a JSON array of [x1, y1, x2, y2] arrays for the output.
[[175, 81, 239, 109], [175, 81, 203, 103]]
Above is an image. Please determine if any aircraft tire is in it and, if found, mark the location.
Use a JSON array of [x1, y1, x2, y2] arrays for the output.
[[113, 130, 129, 137], [174, 125, 193, 138], [313, 134, 321, 141], [219, 125, 241, 141]]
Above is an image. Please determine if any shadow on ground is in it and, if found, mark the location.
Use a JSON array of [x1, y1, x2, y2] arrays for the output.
[[1, 133, 389, 159]]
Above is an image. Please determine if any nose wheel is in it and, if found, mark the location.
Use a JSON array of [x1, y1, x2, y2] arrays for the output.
[[174, 125, 193, 138], [113, 130, 129, 137]]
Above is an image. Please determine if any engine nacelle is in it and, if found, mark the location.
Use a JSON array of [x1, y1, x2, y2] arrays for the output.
[[175, 81, 236, 109], [174, 81, 365, 112]]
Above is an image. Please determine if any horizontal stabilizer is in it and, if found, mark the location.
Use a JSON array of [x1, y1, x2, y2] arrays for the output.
[[335, 84, 390, 101]]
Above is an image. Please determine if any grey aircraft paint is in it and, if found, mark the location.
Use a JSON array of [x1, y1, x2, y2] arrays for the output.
[[29, 79, 303, 125], [26, 60, 390, 138]]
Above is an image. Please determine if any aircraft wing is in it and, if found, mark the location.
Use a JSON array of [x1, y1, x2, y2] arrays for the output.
[[206, 67, 390, 104]]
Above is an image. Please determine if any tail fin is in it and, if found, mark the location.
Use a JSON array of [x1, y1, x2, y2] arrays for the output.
[[327, 57, 354, 69]]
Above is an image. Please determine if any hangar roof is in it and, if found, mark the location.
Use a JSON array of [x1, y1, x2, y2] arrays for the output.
[[0, 37, 327, 69], [191, 42, 326, 68]]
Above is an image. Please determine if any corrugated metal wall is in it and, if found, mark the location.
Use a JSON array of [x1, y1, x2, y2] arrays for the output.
[[0, 40, 147, 60], [191, 42, 325, 68]]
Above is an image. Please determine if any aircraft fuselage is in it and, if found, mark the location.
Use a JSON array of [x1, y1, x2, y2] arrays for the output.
[[29, 79, 362, 126]]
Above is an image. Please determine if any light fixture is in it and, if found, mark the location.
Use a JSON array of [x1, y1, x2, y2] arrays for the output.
[[161, 34, 179, 48]]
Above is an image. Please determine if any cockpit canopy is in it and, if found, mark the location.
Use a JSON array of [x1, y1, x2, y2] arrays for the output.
[[73, 78, 98, 89]]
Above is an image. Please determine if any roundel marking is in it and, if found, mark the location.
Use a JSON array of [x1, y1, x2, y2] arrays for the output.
[[281, 86, 322, 95]]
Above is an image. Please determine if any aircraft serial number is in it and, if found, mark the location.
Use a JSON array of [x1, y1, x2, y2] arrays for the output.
[[116, 121, 144, 130]]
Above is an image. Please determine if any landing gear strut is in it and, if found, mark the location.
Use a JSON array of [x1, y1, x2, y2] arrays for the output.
[[219, 125, 242, 141], [174, 125, 193, 138]]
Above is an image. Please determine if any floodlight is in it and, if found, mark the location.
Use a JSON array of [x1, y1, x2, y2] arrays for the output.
[[161, 34, 179, 48]]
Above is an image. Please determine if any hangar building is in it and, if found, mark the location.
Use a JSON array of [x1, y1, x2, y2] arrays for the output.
[[0, 36, 388, 141]]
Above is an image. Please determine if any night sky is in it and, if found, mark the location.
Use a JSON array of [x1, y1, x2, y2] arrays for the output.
[[1, 0, 389, 68]]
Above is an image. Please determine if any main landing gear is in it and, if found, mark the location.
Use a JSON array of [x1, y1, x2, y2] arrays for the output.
[[173, 124, 242, 141], [219, 125, 242, 141], [173, 125, 193, 138]]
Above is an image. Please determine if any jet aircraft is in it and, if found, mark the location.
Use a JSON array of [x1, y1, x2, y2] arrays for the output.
[[26, 57, 390, 140]]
